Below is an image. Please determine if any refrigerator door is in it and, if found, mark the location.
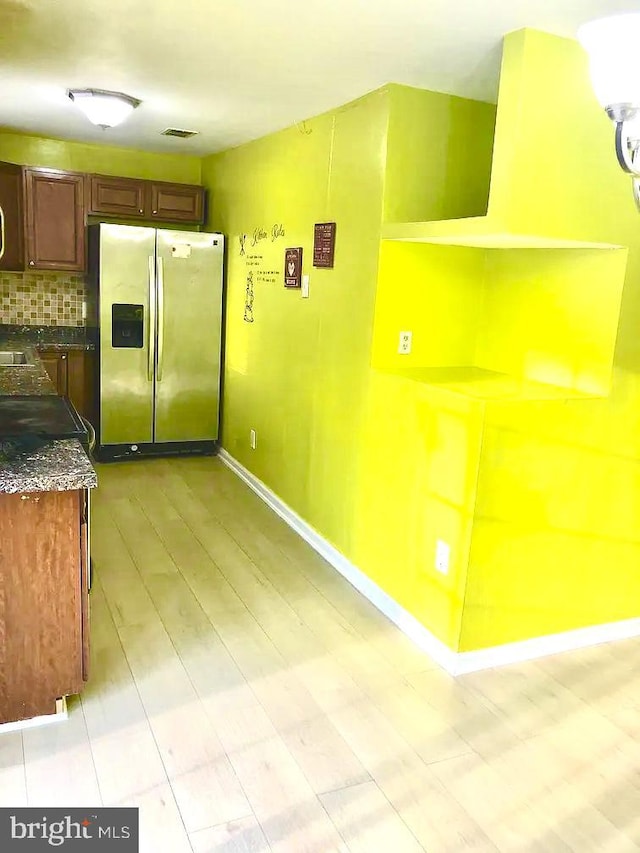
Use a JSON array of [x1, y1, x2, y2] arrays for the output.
[[98, 224, 157, 445], [154, 230, 224, 442]]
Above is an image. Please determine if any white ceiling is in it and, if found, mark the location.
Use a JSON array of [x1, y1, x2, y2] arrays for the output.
[[0, 0, 638, 156]]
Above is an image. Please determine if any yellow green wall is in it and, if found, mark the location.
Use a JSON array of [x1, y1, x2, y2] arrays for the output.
[[205, 29, 640, 656], [457, 31, 640, 651], [0, 128, 202, 183], [202, 84, 498, 650], [202, 90, 389, 550], [383, 86, 495, 223]]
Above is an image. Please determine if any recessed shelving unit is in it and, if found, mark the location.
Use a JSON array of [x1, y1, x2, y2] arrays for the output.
[[381, 217, 623, 250], [371, 239, 627, 401], [374, 365, 601, 402], [372, 35, 629, 405]]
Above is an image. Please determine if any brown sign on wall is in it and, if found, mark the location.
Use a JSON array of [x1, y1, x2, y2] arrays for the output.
[[284, 247, 303, 288], [313, 222, 336, 268]]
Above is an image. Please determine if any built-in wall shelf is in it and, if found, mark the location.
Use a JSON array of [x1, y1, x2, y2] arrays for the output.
[[381, 217, 622, 250], [375, 366, 603, 402]]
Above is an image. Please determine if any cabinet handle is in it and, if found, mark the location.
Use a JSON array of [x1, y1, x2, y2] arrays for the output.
[[20, 494, 29, 501], [29, 260, 35, 266], [152, 210, 157, 215], [61, 354, 67, 360], [20, 495, 39, 502], [139, 209, 144, 214]]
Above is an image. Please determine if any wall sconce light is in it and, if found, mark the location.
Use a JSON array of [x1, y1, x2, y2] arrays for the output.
[[578, 14, 640, 209], [67, 89, 141, 129]]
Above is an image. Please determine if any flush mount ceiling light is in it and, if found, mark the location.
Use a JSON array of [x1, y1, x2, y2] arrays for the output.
[[578, 13, 640, 209], [67, 88, 141, 129]]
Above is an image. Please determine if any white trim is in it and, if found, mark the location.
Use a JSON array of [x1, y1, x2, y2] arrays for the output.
[[451, 618, 640, 674], [0, 697, 68, 735], [218, 449, 640, 674]]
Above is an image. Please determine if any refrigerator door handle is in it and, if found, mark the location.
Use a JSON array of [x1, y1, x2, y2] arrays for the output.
[[0, 204, 5, 261], [157, 257, 165, 382], [148, 255, 156, 382]]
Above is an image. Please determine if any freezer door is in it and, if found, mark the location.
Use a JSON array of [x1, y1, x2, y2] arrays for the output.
[[154, 230, 224, 442], [98, 224, 157, 445]]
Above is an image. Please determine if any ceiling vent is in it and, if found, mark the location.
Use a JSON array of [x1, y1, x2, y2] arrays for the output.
[[161, 128, 199, 138]]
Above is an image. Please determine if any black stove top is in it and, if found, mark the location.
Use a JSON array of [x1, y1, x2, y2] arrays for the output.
[[0, 395, 88, 442]]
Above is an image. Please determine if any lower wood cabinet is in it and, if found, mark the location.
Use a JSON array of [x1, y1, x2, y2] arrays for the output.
[[38, 348, 68, 394], [38, 348, 96, 423], [0, 488, 89, 724]]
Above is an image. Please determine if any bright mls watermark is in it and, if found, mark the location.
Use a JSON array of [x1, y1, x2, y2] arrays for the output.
[[0, 808, 138, 850]]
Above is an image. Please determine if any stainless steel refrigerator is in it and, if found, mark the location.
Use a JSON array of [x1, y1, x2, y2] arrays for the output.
[[90, 223, 224, 461]]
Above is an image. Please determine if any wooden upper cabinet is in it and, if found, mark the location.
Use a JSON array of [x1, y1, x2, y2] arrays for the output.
[[88, 174, 205, 224], [0, 161, 24, 272], [89, 174, 146, 218], [150, 181, 205, 223], [24, 168, 86, 271]]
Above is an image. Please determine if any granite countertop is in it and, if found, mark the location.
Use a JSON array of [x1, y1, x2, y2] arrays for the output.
[[0, 345, 56, 396], [0, 324, 97, 351], [0, 342, 97, 494], [0, 439, 97, 494]]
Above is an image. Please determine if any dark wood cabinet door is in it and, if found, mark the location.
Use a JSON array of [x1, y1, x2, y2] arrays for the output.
[[0, 489, 83, 723], [39, 349, 69, 395], [150, 181, 205, 223], [66, 350, 86, 417], [89, 174, 146, 218], [0, 161, 24, 271], [24, 168, 86, 271], [38, 349, 95, 422]]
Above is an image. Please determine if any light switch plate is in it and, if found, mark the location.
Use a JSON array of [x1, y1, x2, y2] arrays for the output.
[[301, 275, 310, 298]]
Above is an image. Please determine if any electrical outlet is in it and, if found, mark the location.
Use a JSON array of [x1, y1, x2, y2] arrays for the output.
[[398, 330, 412, 354], [435, 540, 450, 574], [250, 429, 257, 449]]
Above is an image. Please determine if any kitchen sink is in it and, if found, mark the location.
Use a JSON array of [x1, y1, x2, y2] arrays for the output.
[[0, 351, 29, 365]]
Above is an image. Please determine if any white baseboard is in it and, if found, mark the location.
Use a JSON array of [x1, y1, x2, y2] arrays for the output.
[[0, 697, 68, 735], [219, 449, 640, 674]]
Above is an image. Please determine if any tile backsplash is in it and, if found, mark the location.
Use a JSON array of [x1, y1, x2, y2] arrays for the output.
[[0, 272, 87, 326]]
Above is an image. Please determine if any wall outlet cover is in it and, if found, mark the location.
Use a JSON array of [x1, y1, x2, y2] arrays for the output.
[[435, 540, 450, 574]]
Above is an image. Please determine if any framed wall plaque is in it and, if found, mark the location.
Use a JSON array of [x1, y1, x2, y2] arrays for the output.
[[284, 247, 303, 288], [313, 222, 336, 268]]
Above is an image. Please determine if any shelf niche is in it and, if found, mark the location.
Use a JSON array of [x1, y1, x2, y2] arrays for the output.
[[371, 241, 626, 400]]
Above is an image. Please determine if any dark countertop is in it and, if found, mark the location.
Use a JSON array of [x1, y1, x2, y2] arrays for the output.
[[0, 439, 97, 494], [0, 345, 56, 396], [0, 343, 97, 494], [0, 324, 97, 351]]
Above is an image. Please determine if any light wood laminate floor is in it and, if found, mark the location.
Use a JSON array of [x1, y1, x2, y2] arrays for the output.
[[3, 456, 640, 851]]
